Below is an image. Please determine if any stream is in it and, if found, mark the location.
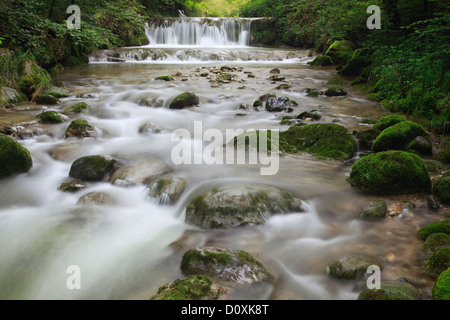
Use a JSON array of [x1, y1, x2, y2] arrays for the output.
[[0, 17, 445, 300]]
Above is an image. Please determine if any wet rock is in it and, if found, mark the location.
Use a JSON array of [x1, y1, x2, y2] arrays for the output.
[[372, 121, 427, 152], [267, 75, 285, 82], [0, 134, 33, 178], [269, 68, 280, 74], [327, 255, 382, 280], [423, 247, 450, 275], [304, 88, 322, 97], [180, 247, 273, 284], [258, 92, 276, 102], [110, 158, 169, 186], [424, 160, 445, 175], [422, 233, 450, 254], [69, 155, 117, 181], [148, 176, 188, 204], [265, 96, 297, 113], [358, 278, 421, 300], [432, 176, 450, 205], [297, 111, 321, 121], [0, 87, 28, 108], [152, 275, 225, 300], [138, 123, 170, 134], [59, 180, 87, 192], [427, 195, 441, 210], [107, 56, 126, 63], [77, 192, 115, 206], [35, 94, 59, 105], [275, 84, 292, 90], [324, 87, 347, 97], [155, 76, 174, 81], [356, 128, 379, 150], [169, 92, 200, 109], [347, 151, 431, 194], [35, 111, 64, 124], [185, 184, 304, 229], [64, 119, 96, 139], [64, 102, 88, 114], [44, 87, 70, 98], [359, 199, 387, 219], [216, 73, 234, 83]]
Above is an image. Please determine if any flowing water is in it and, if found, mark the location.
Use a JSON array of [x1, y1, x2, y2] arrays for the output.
[[0, 18, 447, 300]]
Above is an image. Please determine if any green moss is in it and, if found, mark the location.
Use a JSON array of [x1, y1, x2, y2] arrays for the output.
[[406, 136, 432, 155], [324, 40, 355, 65], [424, 160, 445, 174], [338, 56, 371, 76], [69, 155, 116, 181], [417, 220, 450, 240], [374, 114, 407, 131], [36, 111, 64, 124], [253, 100, 263, 107], [425, 247, 450, 275], [433, 177, 450, 205], [371, 121, 427, 152], [358, 280, 421, 300], [324, 87, 347, 97], [0, 134, 33, 178], [152, 275, 221, 300], [35, 94, 59, 105], [358, 289, 405, 300], [356, 128, 379, 150], [65, 119, 94, 138], [308, 55, 333, 66], [155, 76, 174, 81], [432, 268, 450, 300], [18, 59, 52, 95], [280, 123, 357, 161], [347, 150, 431, 194], [65, 102, 88, 114], [169, 92, 200, 109], [422, 233, 450, 253]]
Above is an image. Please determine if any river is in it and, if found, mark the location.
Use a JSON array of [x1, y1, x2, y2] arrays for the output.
[[0, 17, 445, 300]]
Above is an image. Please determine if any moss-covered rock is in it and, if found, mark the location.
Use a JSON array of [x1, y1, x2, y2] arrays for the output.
[[0, 87, 28, 108], [417, 220, 450, 240], [338, 56, 371, 76], [433, 142, 450, 164], [280, 123, 357, 161], [424, 247, 450, 275], [152, 275, 224, 300], [18, 59, 51, 95], [35, 111, 64, 124], [432, 267, 450, 300], [373, 114, 407, 131], [356, 128, 379, 150], [359, 199, 387, 219], [58, 180, 86, 193], [64, 102, 88, 114], [180, 247, 273, 284], [358, 279, 421, 300], [64, 119, 95, 139], [327, 255, 382, 280], [324, 40, 355, 65], [148, 176, 188, 204], [35, 94, 59, 105], [433, 177, 450, 205], [347, 150, 431, 194], [422, 233, 450, 253], [44, 87, 70, 98], [69, 155, 117, 181], [305, 88, 322, 97], [371, 121, 427, 152], [324, 87, 347, 97], [406, 136, 432, 155], [308, 55, 333, 66], [185, 184, 304, 229], [424, 160, 445, 174], [0, 134, 33, 178], [155, 76, 174, 81], [169, 92, 200, 109], [265, 96, 297, 112], [297, 111, 321, 121]]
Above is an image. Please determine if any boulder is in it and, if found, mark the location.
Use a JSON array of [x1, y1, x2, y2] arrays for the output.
[[433, 267, 450, 300], [35, 111, 64, 124], [372, 121, 427, 152], [433, 142, 450, 164], [18, 59, 52, 95], [180, 247, 273, 284], [424, 247, 450, 275], [0, 134, 33, 178], [265, 96, 297, 113], [359, 199, 387, 219], [417, 220, 450, 240], [356, 128, 379, 150], [169, 92, 200, 109], [324, 87, 347, 97], [69, 155, 117, 181], [148, 176, 188, 204], [280, 123, 357, 161], [432, 177, 450, 205], [64, 119, 96, 139], [374, 114, 407, 131], [58, 179, 86, 192], [0, 87, 28, 107], [64, 102, 88, 114], [155, 76, 174, 81], [185, 184, 304, 229], [35, 94, 59, 105], [327, 255, 382, 280], [110, 159, 169, 187], [358, 279, 421, 300], [77, 192, 115, 206], [152, 275, 224, 300]]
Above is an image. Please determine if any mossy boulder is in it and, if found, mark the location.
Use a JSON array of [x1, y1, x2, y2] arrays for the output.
[[347, 150, 431, 194], [297, 111, 321, 121], [305, 88, 322, 97], [374, 114, 407, 131], [324, 87, 347, 97], [432, 267, 450, 300], [69, 155, 117, 181], [64, 119, 95, 139], [358, 279, 421, 300], [356, 128, 379, 150], [308, 55, 333, 66], [18, 59, 51, 95], [338, 56, 371, 77], [152, 275, 224, 300], [327, 255, 382, 280], [324, 40, 355, 65], [35, 111, 64, 124], [0, 87, 28, 108], [372, 121, 427, 152], [265, 96, 297, 113], [424, 247, 450, 275], [148, 176, 188, 204], [359, 199, 387, 219], [180, 247, 273, 284], [406, 136, 432, 155], [433, 177, 450, 205], [422, 233, 450, 254], [185, 184, 304, 229], [169, 92, 200, 109], [155, 76, 174, 81], [433, 142, 450, 164], [35, 94, 59, 105], [417, 220, 450, 240], [64, 102, 88, 114], [280, 123, 357, 161], [44, 87, 70, 98], [0, 134, 33, 178], [424, 160, 445, 174]]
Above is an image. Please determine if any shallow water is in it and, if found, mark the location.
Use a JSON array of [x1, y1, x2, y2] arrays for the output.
[[0, 38, 447, 300]]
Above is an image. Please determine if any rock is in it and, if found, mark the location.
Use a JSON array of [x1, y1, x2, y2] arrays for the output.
[[374, 114, 407, 131], [265, 96, 297, 113], [372, 121, 428, 152], [64, 102, 88, 114], [338, 56, 371, 76], [269, 68, 280, 74], [356, 128, 379, 150], [304, 88, 322, 97], [107, 56, 126, 63], [111, 159, 169, 187], [280, 123, 357, 161], [0, 134, 33, 178], [424, 160, 445, 174], [155, 76, 174, 81], [422, 233, 450, 254], [35, 111, 64, 124], [169, 92, 200, 109], [69, 155, 117, 181], [77, 192, 115, 206], [180, 247, 273, 284], [0, 87, 28, 107], [267, 75, 285, 82], [307, 55, 333, 66], [148, 176, 188, 204], [427, 195, 442, 210], [44, 87, 70, 98], [185, 184, 304, 229], [297, 111, 321, 121], [253, 100, 263, 108], [151, 275, 224, 300], [433, 267, 450, 300], [324, 40, 355, 65], [347, 150, 431, 194], [417, 220, 450, 240], [64, 119, 96, 139], [324, 87, 347, 97], [216, 73, 234, 83], [18, 59, 52, 95], [275, 84, 292, 90], [424, 247, 450, 275], [433, 142, 450, 164], [258, 93, 276, 102], [358, 279, 421, 300], [432, 176, 450, 205], [327, 255, 381, 280], [359, 200, 387, 219], [35, 94, 59, 105], [58, 180, 86, 192]]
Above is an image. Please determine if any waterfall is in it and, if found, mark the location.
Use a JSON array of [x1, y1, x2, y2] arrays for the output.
[[146, 18, 255, 47]]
